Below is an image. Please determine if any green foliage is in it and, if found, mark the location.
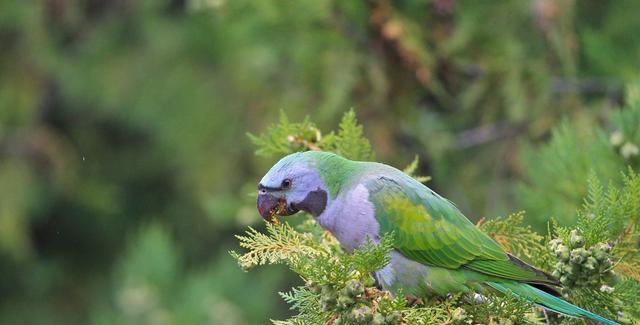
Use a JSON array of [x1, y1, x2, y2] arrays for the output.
[[249, 109, 374, 161], [326, 109, 375, 161], [93, 224, 283, 324], [545, 167, 640, 322], [612, 84, 640, 156], [578, 174, 616, 245], [575, 170, 640, 246], [519, 82, 640, 229], [478, 212, 552, 268], [231, 222, 328, 272], [403, 155, 432, 184], [614, 279, 640, 320], [248, 112, 324, 158], [462, 293, 540, 325], [518, 121, 620, 228]]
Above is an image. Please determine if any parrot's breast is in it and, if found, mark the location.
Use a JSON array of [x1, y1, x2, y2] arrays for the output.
[[316, 183, 380, 252]]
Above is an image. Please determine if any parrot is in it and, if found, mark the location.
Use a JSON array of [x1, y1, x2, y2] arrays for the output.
[[256, 151, 619, 325]]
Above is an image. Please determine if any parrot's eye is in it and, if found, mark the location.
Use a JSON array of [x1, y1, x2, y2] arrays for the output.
[[281, 179, 292, 189]]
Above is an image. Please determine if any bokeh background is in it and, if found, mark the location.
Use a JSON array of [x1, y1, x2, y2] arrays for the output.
[[1, 0, 639, 324]]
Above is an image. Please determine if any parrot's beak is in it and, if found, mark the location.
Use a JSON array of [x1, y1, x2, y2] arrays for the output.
[[257, 193, 299, 223], [257, 193, 280, 220]]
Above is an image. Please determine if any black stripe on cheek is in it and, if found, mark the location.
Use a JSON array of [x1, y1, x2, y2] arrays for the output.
[[258, 184, 282, 191], [298, 189, 328, 217]]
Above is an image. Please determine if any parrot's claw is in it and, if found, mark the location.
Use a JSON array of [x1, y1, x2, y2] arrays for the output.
[[405, 295, 424, 306]]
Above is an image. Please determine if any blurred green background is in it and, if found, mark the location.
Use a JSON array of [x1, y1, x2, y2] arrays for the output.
[[1, 0, 639, 324]]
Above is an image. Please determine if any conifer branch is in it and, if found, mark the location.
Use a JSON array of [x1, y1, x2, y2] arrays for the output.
[[230, 222, 329, 271]]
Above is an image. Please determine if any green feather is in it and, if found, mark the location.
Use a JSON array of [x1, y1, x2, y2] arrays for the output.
[[487, 282, 620, 325], [366, 175, 553, 284], [295, 151, 361, 198]]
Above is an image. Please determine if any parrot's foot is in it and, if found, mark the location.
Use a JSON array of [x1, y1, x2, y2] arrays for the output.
[[464, 292, 487, 304], [405, 294, 425, 306]]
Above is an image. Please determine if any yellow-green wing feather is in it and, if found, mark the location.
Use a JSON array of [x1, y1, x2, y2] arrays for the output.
[[366, 175, 553, 284]]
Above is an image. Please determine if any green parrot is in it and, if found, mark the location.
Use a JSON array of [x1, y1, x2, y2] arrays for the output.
[[257, 151, 619, 325]]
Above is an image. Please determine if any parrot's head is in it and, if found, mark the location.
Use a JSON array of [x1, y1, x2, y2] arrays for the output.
[[257, 152, 330, 223]]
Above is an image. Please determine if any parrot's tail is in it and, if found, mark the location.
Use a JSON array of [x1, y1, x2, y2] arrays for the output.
[[486, 281, 620, 325]]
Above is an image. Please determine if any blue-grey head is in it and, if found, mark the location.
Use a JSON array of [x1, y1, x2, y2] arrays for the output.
[[257, 152, 332, 222]]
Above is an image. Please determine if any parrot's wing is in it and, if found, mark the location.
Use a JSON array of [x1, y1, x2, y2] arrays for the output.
[[366, 176, 556, 285]]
